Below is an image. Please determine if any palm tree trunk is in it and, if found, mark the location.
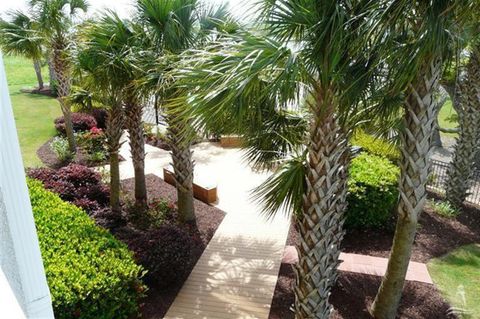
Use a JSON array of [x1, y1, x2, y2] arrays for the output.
[[48, 58, 57, 94], [125, 100, 148, 210], [294, 91, 349, 319], [51, 45, 76, 153], [106, 106, 124, 214], [166, 115, 196, 225], [446, 48, 480, 208], [372, 57, 442, 319], [33, 59, 44, 90]]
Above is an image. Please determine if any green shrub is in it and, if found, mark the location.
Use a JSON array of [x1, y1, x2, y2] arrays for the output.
[[28, 179, 145, 319], [428, 199, 459, 218], [50, 136, 73, 163], [346, 153, 399, 229], [351, 131, 400, 163]]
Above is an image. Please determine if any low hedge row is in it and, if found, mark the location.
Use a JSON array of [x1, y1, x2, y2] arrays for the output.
[[346, 153, 400, 229], [351, 130, 400, 163], [28, 178, 145, 319]]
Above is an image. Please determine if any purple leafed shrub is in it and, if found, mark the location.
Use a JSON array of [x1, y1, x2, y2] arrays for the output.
[[27, 164, 109, 214], [127, 225, 194, 288], [54, 113, 97, 135]]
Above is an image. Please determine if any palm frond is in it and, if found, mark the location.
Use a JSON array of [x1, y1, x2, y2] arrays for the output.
[[251, 152, 307, 219]]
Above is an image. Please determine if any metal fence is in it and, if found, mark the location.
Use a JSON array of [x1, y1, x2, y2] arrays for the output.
[[428, 159, 480, 207]]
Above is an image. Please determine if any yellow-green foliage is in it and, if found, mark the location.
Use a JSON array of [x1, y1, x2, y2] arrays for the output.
[[28, 178, 145, 319], [351, 131, 400, 163], [346, 153, 400, 229]]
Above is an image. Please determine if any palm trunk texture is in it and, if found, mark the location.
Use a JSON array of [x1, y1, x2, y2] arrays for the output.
[[294, 91, 349, 319], [51, 42, 76, 153], [33, 59, 44, 90], [166, 114, 196, 225], [106, 106, 124, 214], [372, 58, 442, 319], [125, 99, 148, 210], [446, 47, 480, 207]]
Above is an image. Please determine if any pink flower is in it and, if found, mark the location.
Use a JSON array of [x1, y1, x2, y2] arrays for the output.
[[90, 127, 103, 135]]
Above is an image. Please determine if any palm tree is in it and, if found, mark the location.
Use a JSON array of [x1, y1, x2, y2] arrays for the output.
[[0, 10, 45, 89], [30, 0, 88, 153], [366, 1, 474, 318], [446, 42, 480, 207], [81, 11, 149, 210], [76, 15, 135, 214], [173, 1, 377, 316], [137, 0, 237, 224]]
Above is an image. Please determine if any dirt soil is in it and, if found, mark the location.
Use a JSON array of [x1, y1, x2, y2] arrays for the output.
[[274, 198, 480, 318], [287, 200, 480, 263], [120, 174, 225, 318], [269, 264, 455, 319]]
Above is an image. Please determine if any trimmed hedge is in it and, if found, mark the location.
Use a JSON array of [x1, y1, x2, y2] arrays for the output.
[[346, 153, 399, 229], [351, 131, 400, 163], [28, 179, 145, 319]]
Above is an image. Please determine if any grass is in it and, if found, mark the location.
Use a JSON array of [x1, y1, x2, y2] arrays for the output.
[[427, 199, 460, 218], [438, 99, 458, 138], [3, 55, 61, 167], [428, 244, 480, 318]]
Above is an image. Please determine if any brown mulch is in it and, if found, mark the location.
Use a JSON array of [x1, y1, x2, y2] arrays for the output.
[[37, 138, 124, 169], [145, 136, 171, 151], [275, 198, 480, 318], [287, 199, 480, 263], [269, 264, 455, 319], [20, 86, 56, 97], [120, 174, 225, 318]]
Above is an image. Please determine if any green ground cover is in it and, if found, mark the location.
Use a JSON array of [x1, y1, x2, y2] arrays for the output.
[[428, 244, 480, 318], [3, 55, 60, 167]]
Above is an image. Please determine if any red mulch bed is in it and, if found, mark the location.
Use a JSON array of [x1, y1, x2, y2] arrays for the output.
[[145, 136, 170, 151], [37, 138, 124, 169], [269, 264, 455, 319], [273, 199, 480, 318], [120, 174, 225, 318]]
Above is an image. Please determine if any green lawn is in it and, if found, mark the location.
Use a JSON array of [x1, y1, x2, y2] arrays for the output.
[[3, 55, 61, 167], [428, 244, 480, 318], [438, 99, 458, 137]]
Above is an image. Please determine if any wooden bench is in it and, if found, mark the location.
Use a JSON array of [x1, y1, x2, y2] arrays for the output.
[[163, 167, 217, 204]]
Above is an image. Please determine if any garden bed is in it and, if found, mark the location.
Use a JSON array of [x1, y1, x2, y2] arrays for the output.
[[269, 265, 454, 319], [275, 198, 480, 318], [287, 200, 480, 263], [37, 137, 124, 168], [120, 174, 226, 318]]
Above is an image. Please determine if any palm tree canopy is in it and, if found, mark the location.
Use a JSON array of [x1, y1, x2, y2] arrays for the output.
[[0, 10, 44, 60], [30, 0, 88, 39]]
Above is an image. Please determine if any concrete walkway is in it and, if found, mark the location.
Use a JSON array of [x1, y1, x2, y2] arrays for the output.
[[283, 246, 433, 284]]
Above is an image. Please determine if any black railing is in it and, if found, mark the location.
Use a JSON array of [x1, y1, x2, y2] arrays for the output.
[[428, 159, 480, 206]]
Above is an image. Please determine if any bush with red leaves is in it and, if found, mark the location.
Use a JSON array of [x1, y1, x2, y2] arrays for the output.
[[27, 164, 109, 214], [127, 225, 193, 288], [54, 113, 97, 135], [90, 109, 107, 129]]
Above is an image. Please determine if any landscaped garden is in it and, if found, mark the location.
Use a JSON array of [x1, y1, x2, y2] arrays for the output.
[[1, 0, 480, 319]]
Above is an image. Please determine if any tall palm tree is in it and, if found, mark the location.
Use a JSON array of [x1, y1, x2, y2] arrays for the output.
[[446, 42, 480, 207], [173, 1, 377, 316], [76, 15, 135, 214], [81, 11, 149, 211], [137, 0, 237, 224], [366, 1, 474, 318], [0, 10, 45, 89], [30, 0, 88, 153]]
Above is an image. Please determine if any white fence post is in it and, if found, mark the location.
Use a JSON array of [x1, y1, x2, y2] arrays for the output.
[[0, 53, 55, 318]]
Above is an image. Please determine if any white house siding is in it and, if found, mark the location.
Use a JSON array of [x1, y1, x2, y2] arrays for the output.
[[0, 53, 54, 318]]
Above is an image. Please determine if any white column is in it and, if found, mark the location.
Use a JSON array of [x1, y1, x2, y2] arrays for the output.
[[0, 53, 55, 318]]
